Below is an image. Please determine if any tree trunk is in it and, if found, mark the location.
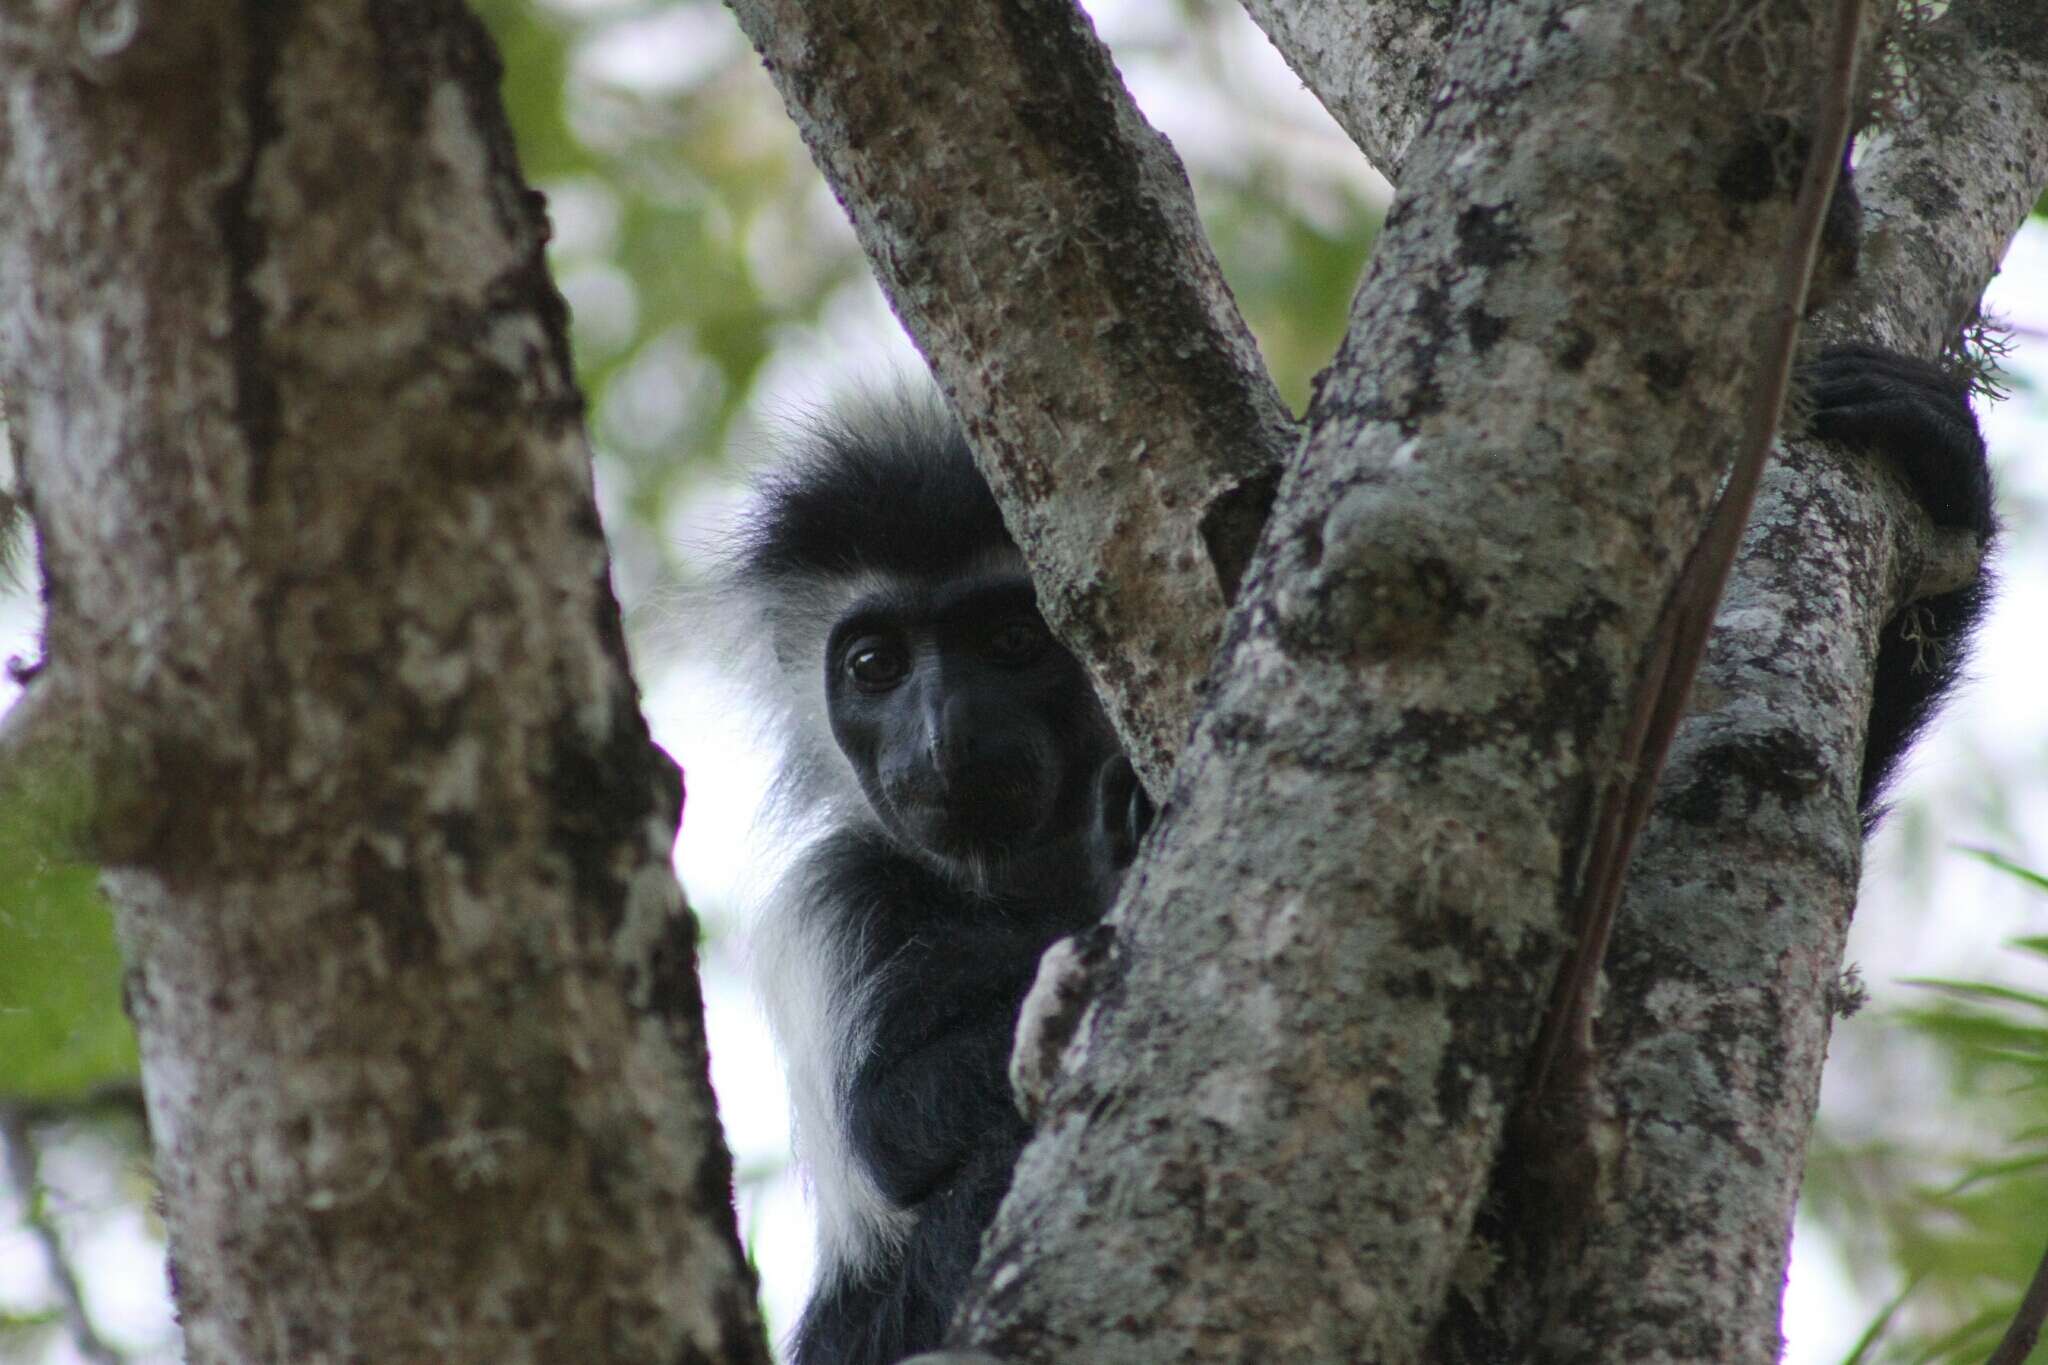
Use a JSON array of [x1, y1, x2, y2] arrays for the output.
[[0, 5, 767, 1362], [1440, 12, 2048, 1358]]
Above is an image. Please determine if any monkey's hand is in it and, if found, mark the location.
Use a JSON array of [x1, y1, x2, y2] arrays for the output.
[[1011, 925, 1120, 1123], [1800, 343, 1993, 541]]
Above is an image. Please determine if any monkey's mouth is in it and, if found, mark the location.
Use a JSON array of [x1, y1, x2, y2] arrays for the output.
[[885, 781, 1053, 859]]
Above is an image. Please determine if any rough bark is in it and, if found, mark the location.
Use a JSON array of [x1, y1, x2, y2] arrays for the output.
[[947, 3, 1861, 1360], [725, 0, 1297, 791], [1418, 4, 2048, 1360], [0, 4, 767, 1363], [1237, 0, 1452, 182], [1835, 3, 2048, 358], [1431, 439, 1971, 1365]]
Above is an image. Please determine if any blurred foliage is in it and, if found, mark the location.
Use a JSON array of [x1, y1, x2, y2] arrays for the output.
[[1806, 859, 2048, 1364], [471, 0, 869, 598], [1198, 166, 1381, 413], [0, 1311, 70, 1365], [0, 862, 131, 1102], [0, 789, 133, 1103]]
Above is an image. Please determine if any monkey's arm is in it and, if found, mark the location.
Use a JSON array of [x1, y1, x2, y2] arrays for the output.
[[792, 1135, 1023, 1365], [800, 905, 1046, 1365], [846, 930, 1038, 1207]]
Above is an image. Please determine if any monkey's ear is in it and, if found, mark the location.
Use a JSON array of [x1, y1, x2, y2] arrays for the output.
[[1093, 756, 1156, 872]]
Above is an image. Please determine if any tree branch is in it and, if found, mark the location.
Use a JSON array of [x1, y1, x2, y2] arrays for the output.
[[1522, 0, 1868, 1115], [1837, 0, 2048, 352], [726, 0, 1296, 789], [0, 6, 768, 1360], [1430, 4, 2048, 1359], [1237, 0, 1453, 182], [955, 4, 1869, 1358]]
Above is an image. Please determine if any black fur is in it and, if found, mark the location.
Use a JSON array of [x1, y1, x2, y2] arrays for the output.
[[1799, 343, 1995, 816], [737, 401, 1015, 586], [790, 829, 1098, 1365]]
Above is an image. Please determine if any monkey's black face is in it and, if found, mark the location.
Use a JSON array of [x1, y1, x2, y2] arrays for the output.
[[824, 570, 1118, 876]]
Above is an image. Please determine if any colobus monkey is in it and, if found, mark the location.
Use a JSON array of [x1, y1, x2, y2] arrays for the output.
[[717, 398, 1152, 1365], [713, 347, 1989, 1365]]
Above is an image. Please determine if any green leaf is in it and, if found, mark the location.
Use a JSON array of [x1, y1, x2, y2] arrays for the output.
[[1839, 1276, 1916, 1365], [1960, 847, 2048, 896], [1901, 978, 2048, 1016], [0, 819, 136, 1101]]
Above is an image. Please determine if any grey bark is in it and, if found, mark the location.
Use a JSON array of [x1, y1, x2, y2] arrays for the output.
[[0, 5, 767, 1363], [1454, 8, 2048, 1361], [725, 0, 1297, 792], [954, 2, 1871, 1360], [1237, 0, 1453, 181]]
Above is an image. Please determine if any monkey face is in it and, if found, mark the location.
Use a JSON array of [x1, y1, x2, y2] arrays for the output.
[[824, 570, 1116, 877]]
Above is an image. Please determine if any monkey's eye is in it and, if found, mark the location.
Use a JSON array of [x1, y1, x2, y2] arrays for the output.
[[844, 638, 909, 691], [987, 619, 1051, 666]]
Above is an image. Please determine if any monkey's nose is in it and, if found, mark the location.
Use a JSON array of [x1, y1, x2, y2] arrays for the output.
[[924, 699, 983, 788]]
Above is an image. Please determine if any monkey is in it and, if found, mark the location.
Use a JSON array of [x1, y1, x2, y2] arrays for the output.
[[708, 347, 1990, 1365], [714, 397, 1153, 1365]]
